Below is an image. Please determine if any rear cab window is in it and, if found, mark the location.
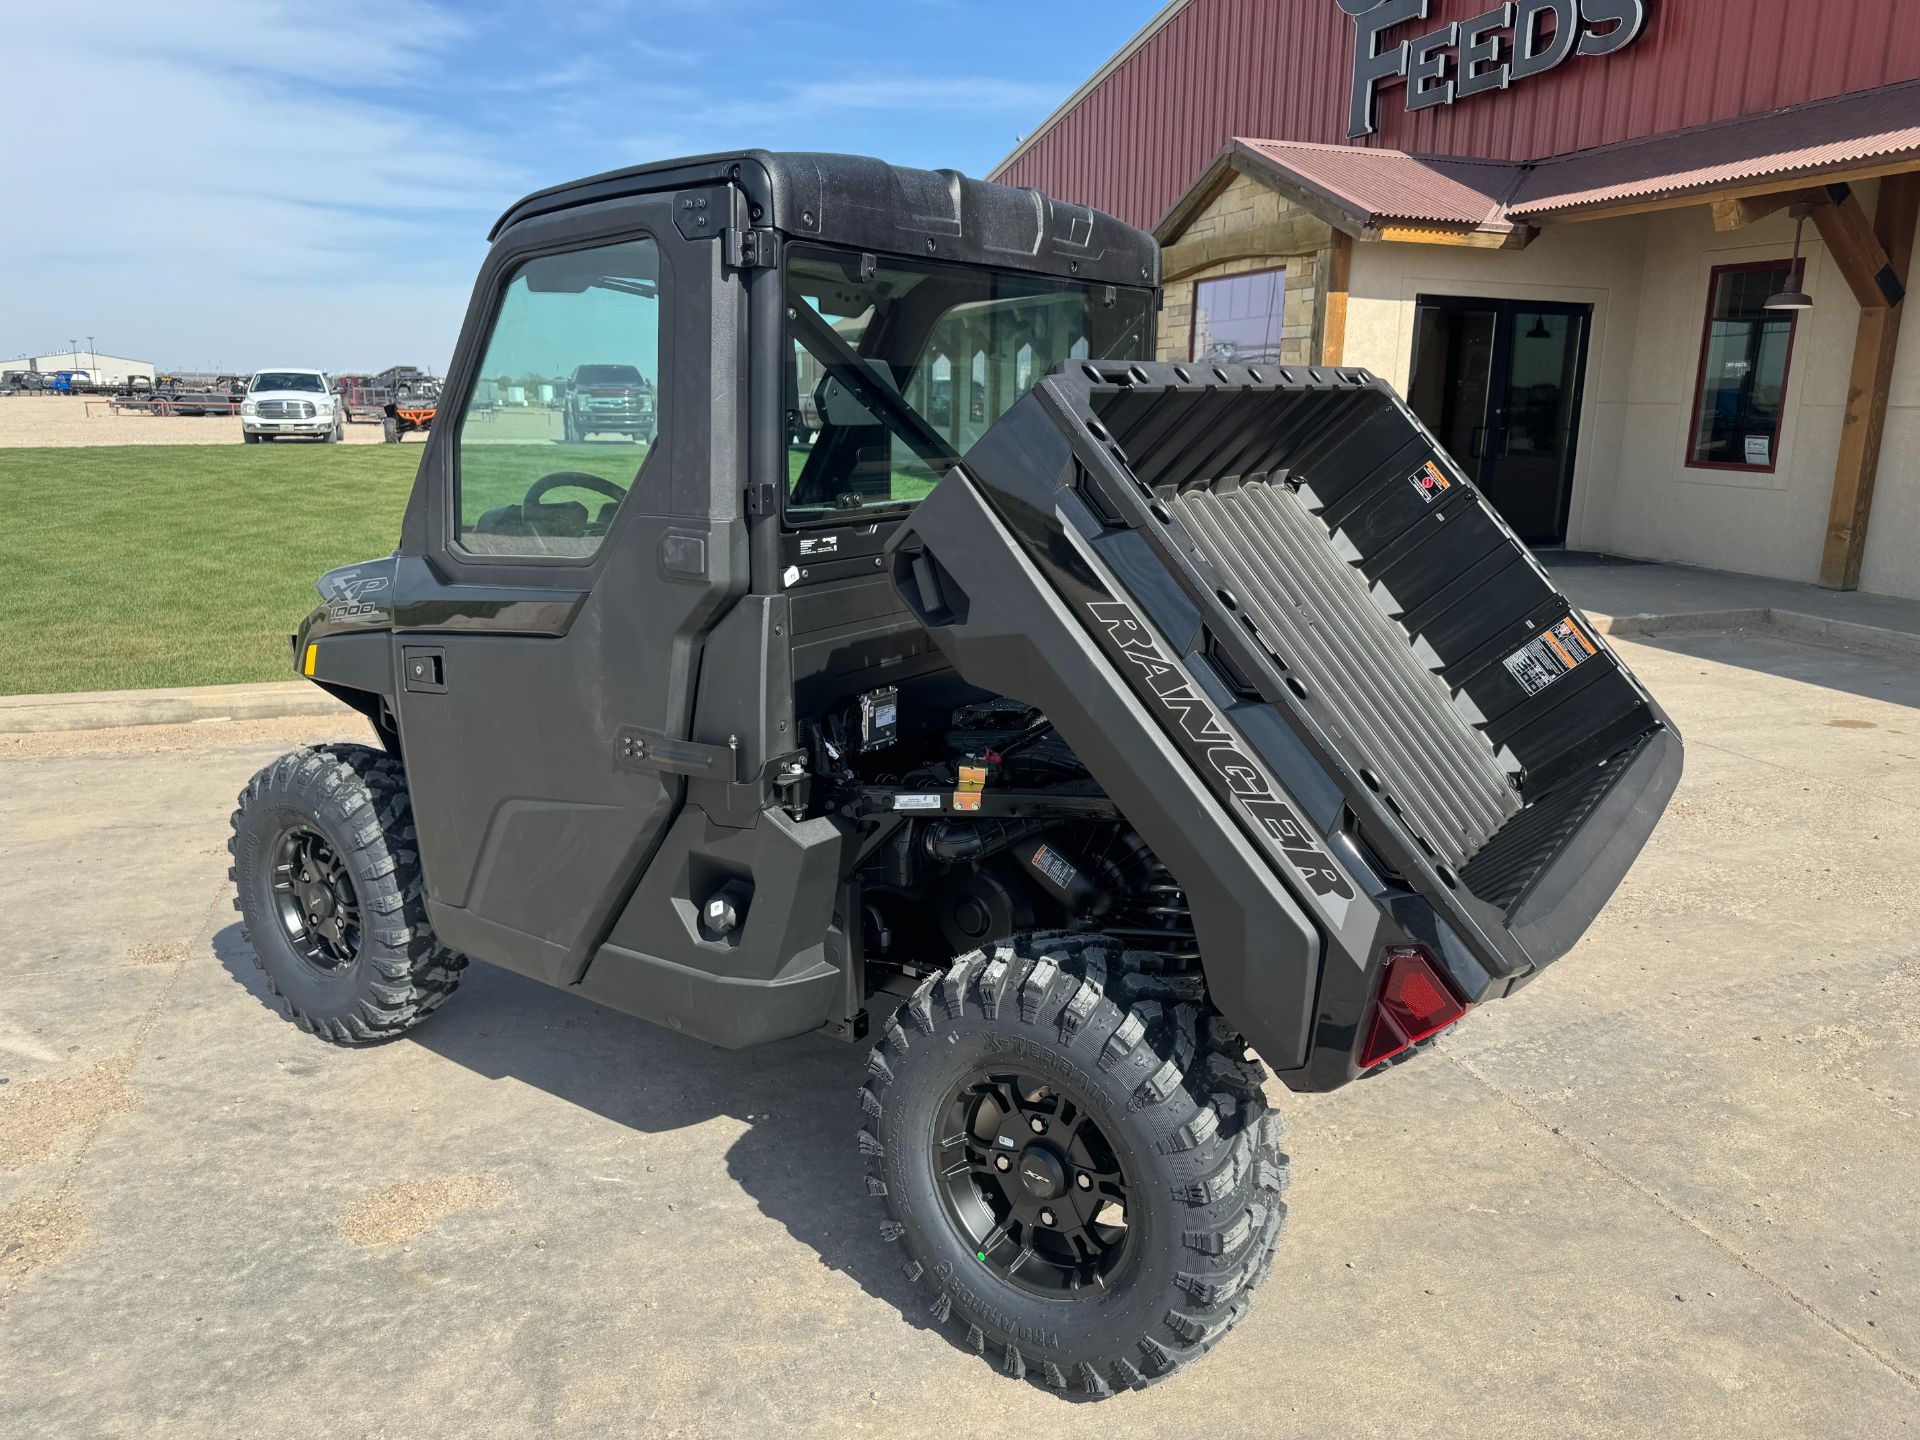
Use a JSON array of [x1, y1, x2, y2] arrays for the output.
[[782, 247, 1153, 523]]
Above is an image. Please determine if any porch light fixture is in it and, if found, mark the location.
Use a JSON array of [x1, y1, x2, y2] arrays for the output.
[[1765, 204, 1816, 312]]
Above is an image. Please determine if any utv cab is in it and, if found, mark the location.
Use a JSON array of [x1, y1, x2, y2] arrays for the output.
[[230, 150, 1680, 1396]]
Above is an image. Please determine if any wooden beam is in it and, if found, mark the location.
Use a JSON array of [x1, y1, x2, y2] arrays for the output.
[[1711, 189, 1821, 232], [1811, 185, 1903, 309], [1321, 230, 1353, 367], [1372, 223, 1533, 250], [1821, 174, 1920, 591]]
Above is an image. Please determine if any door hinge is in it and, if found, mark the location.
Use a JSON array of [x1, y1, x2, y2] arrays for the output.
[[616, 726, 740, 781], [725, 227, 780, 270], [746, 480, 778, 516]]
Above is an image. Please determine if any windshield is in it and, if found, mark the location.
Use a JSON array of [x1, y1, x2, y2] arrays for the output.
[[251, 372, 325, 393], [783, 246, 1153, 519], [574, 364, 647, 387]]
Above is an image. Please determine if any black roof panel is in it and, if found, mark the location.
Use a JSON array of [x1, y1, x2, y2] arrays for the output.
[[490, 149, 1158, 289]]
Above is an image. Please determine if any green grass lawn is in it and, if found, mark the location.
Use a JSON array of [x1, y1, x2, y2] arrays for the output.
[[0, 438, 943, 697], [0, 445, 420, 695]]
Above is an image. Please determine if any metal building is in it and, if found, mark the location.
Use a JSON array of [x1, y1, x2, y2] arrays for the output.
[[993, 0, 1920, 599], [0, 350, 157, 386]]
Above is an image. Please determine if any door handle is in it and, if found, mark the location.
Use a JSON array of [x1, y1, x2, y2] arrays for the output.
[[402, 646, 446, 693], [1469, 425, 1488, 459]]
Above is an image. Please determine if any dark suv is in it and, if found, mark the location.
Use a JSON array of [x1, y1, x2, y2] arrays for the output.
[[563, 362, 655, 442]]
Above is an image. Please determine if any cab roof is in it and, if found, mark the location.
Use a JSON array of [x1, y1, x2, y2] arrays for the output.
[[489, 149, 1159, 291]]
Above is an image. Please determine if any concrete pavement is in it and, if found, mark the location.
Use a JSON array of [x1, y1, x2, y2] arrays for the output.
[[0, 680, 347, 734], [2, 629, 1917, 1437]]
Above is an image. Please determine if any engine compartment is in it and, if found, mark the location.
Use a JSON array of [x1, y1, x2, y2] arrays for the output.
[[799, 683, 1201, 999]]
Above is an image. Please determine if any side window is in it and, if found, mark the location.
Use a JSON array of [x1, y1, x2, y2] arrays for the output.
[[1687, 260, 1797, 472], [1191, 267, 1287, 366], [456, 236, 662, 558]]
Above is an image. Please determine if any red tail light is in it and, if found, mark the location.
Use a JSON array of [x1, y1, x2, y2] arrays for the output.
[[1358, 947, 1469, 1069]]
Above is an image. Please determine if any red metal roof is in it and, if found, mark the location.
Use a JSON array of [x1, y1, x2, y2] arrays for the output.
[[1232, 140, 1518, 231], [1192, 82, 1920, 240], [993, 0, 1920, 233], [1508, 78, 1920, 215]]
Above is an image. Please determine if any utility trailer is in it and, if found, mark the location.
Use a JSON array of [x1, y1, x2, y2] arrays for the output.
[[228, 150, 1679, 1396], [334, 376, 389, 424]]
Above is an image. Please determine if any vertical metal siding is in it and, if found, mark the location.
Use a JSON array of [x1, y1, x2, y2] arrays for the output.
[[996, 0, 1920, 230]]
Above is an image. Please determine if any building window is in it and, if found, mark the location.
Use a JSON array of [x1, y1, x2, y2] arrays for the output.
[[1191, 267, 1287, 366], [1688, 261, 1799, 472]]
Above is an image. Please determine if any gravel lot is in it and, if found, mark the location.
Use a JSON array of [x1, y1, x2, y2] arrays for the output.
[[0, 394, 401, 448], [2, 630, 1917, 1437]]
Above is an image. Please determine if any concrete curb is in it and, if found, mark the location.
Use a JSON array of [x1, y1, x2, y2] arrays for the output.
[[1592, 607, 1920, 659], [4, 603, 1915, 735], [0, 680, 349, 734]]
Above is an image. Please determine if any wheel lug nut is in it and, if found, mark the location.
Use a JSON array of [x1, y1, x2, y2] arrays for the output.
[[1029, 1116, 1045, 1133], [1076, 1173, 1091, 1190], [994, 1155, 1011, 1172], [1039, 1209, 1056, 1227]]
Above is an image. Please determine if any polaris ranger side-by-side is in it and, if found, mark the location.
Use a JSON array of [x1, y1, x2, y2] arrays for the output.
[[230, 151, 1681, 1395]]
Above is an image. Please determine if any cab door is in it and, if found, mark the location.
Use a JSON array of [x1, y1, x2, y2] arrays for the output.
[[391, 191, 745, 986]]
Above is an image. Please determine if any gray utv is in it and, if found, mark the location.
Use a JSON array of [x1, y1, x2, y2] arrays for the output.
[[230, 151, 1681, 1396]]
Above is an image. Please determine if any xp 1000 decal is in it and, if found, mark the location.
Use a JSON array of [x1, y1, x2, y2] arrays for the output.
[[1086, 600, 1355, 923]]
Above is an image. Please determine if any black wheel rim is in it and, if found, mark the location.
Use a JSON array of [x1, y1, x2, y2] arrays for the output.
[[932, 1070, 1135, 1296], [271, 826, 361, 975]]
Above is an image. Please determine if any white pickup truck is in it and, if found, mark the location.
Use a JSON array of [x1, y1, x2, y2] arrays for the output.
[[241, 368, 343, 443]]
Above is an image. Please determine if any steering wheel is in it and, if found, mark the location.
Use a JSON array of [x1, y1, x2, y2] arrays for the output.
[[523, 471, 628, 511]]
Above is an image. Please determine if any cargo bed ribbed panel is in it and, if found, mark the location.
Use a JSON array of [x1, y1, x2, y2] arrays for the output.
[[946, 361, 1674, 983], [1174, 480, 1517, 868]]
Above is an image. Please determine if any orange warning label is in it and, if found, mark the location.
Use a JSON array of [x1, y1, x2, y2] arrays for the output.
[[1504, 616, 1599, 697], [1410, 460, 1453, 504]]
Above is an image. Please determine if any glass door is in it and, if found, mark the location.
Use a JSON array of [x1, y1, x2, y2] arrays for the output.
[[1408, 297, 1592, 545]]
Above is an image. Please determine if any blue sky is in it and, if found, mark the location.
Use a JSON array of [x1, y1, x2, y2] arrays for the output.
[[0, 1, 1156, 374]]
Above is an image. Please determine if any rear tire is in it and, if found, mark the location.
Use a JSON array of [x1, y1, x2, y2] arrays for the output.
[[861, 933, 1289, 1396], [229, 745, 464, 1043]]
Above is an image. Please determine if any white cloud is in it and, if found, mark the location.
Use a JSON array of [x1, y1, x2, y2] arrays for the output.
[[0, 2, 507, 371], [0, 1, 1096, 372], [608, 74, 1074, 171]]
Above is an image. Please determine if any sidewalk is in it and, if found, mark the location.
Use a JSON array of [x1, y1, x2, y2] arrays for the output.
[[1552, 553, 1920, 657], [0, 680, 346, 734]]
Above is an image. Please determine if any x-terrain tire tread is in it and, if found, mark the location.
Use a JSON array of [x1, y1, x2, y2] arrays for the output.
[[861, 932, 1289, 1396], [228, 744, 464, 1043]]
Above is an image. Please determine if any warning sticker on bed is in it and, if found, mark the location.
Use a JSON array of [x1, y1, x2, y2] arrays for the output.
[[1504, 617, 1599, 696], [799, 535, 840, 557], [1410, 460, 1453, 504]]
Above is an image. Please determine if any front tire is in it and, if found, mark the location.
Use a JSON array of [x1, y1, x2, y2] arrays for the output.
[[381, 415, 400, 443], [229, 745, 464, 1043], [861, 933, 1288, 1395]]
